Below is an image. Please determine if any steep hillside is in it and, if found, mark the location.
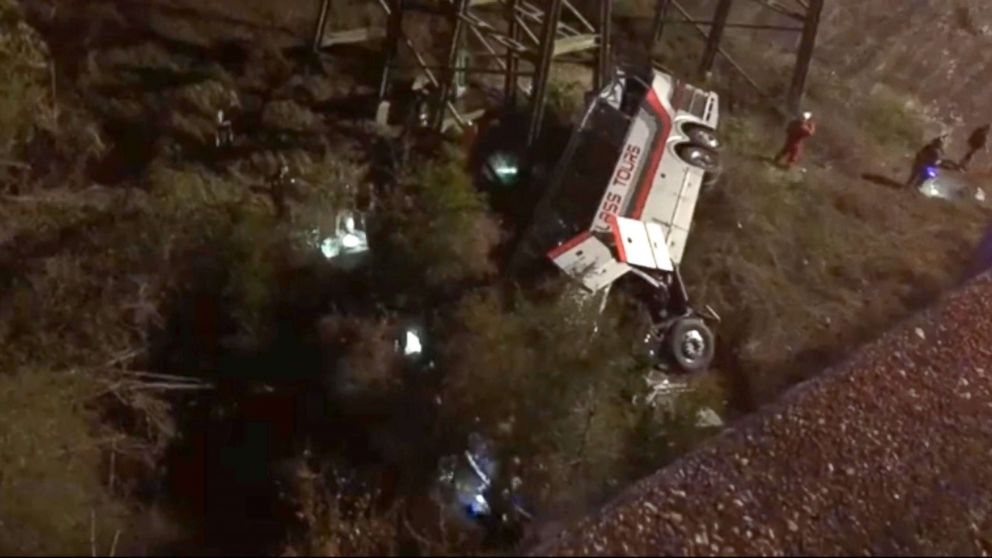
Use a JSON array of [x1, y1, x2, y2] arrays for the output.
[[817, 0, 992, 128], [673, 0, 992, 134]]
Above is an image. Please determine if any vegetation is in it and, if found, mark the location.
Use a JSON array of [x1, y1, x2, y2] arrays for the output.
[[1, 0, 990, 555], [0, 0, 50, 158], [0, 369, 129, 555], [683, 111, 987, 406], [374, 149, 501, 290]]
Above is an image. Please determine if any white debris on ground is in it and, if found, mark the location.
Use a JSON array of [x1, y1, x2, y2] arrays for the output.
[[695, 407, 724, 429], [401, 329, 422, 357], [638, 370, 692, 411], [918, 171, 987, 205], [315, 210, 370, 264]]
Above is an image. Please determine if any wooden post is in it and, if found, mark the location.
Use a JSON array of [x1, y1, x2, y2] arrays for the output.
[[700, 0, 733, 74], [787, 0, 823, 114]]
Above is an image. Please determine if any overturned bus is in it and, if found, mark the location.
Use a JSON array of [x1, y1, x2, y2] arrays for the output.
[[512, 66, 722, 372]]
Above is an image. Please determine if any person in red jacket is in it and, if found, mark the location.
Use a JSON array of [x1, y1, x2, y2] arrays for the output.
[[774, 111, 817, 168]]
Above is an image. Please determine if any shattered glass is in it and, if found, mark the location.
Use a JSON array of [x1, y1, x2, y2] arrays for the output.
[[315, 210, 370, 265], [482, 151, 520, 188], [436, 433, 500, 521]]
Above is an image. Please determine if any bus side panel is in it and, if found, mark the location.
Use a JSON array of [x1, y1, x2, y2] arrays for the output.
[[641, 163, 705, 265], [549, 233, 632, 292], [591, 116, 654, 234]]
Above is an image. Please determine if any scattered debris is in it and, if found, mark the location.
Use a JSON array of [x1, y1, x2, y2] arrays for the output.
[[481, 151, 520, 187], [635, 370, 692, 411], [399, 329, 423, 357], [435, 433, 531, 527], [918, 169, 987, 205], [436, 433, 498, 522], [315, 210, 370, 269], [695, 407, 724, 429]]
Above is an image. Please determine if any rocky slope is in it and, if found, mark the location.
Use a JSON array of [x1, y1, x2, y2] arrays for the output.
[[536, 271, 992, 555]]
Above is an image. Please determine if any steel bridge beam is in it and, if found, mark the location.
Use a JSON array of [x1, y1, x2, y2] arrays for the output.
[[527, 0, 565, 146], [787, 0, 823, 113], [700, 0, 733, 74], [311, 0, 823, 139]]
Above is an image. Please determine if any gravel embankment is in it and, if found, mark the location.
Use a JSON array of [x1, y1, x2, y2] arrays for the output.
[[537, 273, 992, 555]]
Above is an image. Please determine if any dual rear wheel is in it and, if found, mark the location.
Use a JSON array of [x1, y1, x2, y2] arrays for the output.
[[677, 125, 722, 188]]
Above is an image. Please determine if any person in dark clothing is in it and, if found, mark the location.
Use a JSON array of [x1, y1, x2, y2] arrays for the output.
[[251, 163, 298, 220], [907, 136, 945, 189], [960, 124, 991, 170], [774, 111, 816, 168], [963, 220, 992, 283]]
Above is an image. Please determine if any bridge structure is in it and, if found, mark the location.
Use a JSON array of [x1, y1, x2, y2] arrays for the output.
[[310, 0, 824, 145]]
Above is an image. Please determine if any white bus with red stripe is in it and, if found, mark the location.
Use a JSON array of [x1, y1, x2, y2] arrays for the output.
[[519, 66, 721, 372]]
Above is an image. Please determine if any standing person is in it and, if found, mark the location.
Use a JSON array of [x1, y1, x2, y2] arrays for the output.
[[907, 136, 945, 189], [215, 109, 234, 148], [774, 111, 817, 169], [960, 123, 991, 170], [265, 163, 296, 220], [962, 219, 992, 283]]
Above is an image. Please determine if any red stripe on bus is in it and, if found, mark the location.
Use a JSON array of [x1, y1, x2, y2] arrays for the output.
[[547, 231, 592, 260], [609, 215, 627, 263], [630, 89, 673, 219]]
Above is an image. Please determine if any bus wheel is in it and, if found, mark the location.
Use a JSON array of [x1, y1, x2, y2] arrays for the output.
[[668, 317, 715, 373], [685, 125, 722, 151], [677, 144, 722, 174]]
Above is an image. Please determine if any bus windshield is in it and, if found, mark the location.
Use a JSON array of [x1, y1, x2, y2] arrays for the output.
[[543, 99, 632, 237]]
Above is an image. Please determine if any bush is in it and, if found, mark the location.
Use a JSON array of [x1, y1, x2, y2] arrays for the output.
[[546, 66, 591, 124], [282, 460, 399, 557], [97, 42, 181, 74], [317, 315, 404, 398], [0, 368, 130, 555], [240, 40, 294, 92], [30, 101, 108, 184], [438, 286, 653, 510], [147, 164, 295, 345], [0, 0, 51, 158], [376, 149, 501, 290], [806, 68, 932, 161], [261, 99, 321, 133], [860, 84, 930, 151], [172, 79, 238, 116]]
